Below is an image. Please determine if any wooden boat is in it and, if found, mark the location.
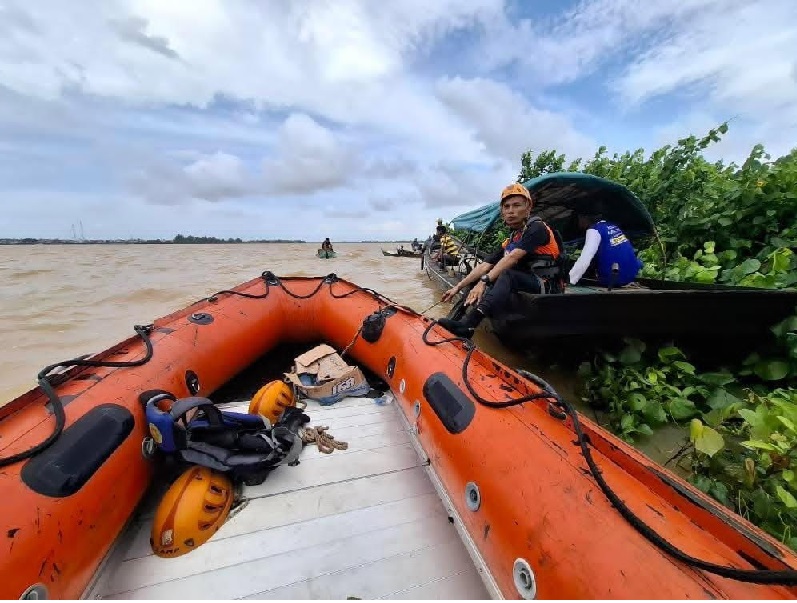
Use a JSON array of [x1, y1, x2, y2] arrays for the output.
[[429, 172, 797, 347], [3, 272, 797, 599], [317, 249, 336, 259], [381, 247, 422, 258]]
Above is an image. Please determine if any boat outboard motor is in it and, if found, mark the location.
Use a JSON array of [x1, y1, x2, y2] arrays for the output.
[[145, 395, 310, 486]]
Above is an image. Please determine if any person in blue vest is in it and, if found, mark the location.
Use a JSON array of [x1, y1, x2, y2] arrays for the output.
[[568, 211, 642, 288]]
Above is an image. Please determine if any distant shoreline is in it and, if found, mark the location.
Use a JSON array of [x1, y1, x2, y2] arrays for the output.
[[0, 238, 411, 245]]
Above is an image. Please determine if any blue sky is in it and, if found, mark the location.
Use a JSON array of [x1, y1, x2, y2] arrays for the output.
[[1, 0, 795, 241]]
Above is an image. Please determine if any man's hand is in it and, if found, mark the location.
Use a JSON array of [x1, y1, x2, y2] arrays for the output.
[[441, 286, 460, 303], [465, 281, 486, 306]]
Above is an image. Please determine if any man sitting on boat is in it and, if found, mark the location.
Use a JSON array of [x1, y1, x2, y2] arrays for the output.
[[568, 210, 642, 287], [432, 225, 460, 268], [438, 183, 565, 337], [321, 238, 334, 253], [411, 238, 421, 252]]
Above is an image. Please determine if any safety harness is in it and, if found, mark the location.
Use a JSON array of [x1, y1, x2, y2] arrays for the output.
[[144, 392, 310, 486]]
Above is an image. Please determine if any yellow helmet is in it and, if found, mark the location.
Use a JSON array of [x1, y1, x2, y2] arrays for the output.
[[249, 380, 295, 424], [500, 183, 531, 203], [150, 466, 233, 558]]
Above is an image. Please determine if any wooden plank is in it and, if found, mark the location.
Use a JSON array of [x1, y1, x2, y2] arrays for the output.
[[124, 407, 412, 525], [104, 513, 458, 599], [243, 442, 422, 498], [241, 537, 477, 600], [297, 429, 409, 460], [103, 492, 445, 595], [382, 569, 490, 600], [120, 466, 434, 561]]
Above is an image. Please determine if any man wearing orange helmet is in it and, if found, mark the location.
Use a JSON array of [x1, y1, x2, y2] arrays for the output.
[[438, 183, 564, 338]]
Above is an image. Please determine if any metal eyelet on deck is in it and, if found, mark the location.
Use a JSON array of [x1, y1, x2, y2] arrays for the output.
[[547, 402, 567, 420], [413, 400, 421, 418], [19, 584, 47, 600], [399, 379, 406, 394], [141, 437, 157, 459], [188, 312, 213, 325], [513, 558, 537, 599], [465, 482, 481, 511], [185, 370, 201, 395]]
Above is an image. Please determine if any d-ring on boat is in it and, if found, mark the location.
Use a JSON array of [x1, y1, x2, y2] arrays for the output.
[[2, 272, 797, 599]]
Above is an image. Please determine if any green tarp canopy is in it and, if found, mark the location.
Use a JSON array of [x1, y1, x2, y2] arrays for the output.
[[450, 172, 655, 244]]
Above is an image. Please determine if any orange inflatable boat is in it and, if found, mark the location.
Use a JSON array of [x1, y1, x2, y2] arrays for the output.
[[3, 272, 797, 599]]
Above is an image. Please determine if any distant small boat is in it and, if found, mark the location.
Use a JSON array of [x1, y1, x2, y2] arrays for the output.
[[317, 249, 336, 259], [381, 247, 422, 258]]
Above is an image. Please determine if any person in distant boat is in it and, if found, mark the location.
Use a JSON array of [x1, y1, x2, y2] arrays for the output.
[[412, 238, 421, 252], [432, 225, 460, 268], [321, 238, 334, 252], [568, 211, 642, 288], [437, 183, 565, 338]]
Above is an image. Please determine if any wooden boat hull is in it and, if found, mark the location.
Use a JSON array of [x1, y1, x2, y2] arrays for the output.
[[423, 246, 797, 346], [382, 248, 422, 258], [3, 274, 797, 599]]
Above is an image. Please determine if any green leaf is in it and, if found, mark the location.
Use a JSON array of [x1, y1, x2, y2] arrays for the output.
[[620, 414, 635, 432], [741, 440, 778, 451], [770, 248, 793, 274], [673, 361, 696, 375], [783, 469, 795, 483], [628, 392, 647, 411], [710, 481, 731, 507], [668, 398, 698, 420], [690, 418, 704, 442], [636, 423, 654, 436], [658, 346, 686, 364], [754, 360, 790, 381], [643, 401, 668, 424], [738, 258, 762, 276], [699, 372, 735, 387], [778, 416, 797, 432], [718, 216, 733, 227], [776, 485, 797, 509], [707, 388, 742, 410], [619, 345, 642, 365], [693, 425, 725, 457], [752, 489, 772, 518], [772, 315, 797, 338]]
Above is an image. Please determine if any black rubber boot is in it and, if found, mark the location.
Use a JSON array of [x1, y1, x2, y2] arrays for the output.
[[438, 307, 484, 338]]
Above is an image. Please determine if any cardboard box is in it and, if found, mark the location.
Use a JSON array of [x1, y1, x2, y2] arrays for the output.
[[285, 344, 370, 406]]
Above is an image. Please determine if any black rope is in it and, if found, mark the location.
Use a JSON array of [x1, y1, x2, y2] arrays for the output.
[[424, 318, 797, 585], [0, 324, 155, 468], [205, 271, 273, 301]]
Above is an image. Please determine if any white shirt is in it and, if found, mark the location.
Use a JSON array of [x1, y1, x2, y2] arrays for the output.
[[569, 228, 601, 285]]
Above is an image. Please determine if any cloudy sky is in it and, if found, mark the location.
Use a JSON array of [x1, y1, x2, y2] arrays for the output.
[[1, 0, 796, 241]]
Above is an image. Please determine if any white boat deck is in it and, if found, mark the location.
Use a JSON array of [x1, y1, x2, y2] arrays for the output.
[[89, 396, 490, 600]]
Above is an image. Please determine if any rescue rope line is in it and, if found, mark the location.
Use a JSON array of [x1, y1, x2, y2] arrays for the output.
[[0, 324, 155, 468], [421, 319, 797, 585], [300, 425, 349, 454]]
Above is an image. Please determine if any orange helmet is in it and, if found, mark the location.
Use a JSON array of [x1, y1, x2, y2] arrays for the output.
[[249, 380, 295, 424], [150, 466, 233, 558], [500, 183, 531, 204]]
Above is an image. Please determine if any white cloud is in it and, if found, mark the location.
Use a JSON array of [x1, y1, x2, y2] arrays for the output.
[[2, 0, 795, 243], [436, 77, 596, 160], [614, 1, 797, 112], [262, 114, 358, 195]]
